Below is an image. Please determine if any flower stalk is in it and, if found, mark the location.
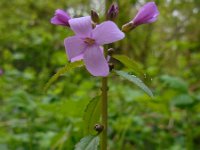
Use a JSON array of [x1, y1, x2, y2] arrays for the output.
[[100, 1, 113, 149]]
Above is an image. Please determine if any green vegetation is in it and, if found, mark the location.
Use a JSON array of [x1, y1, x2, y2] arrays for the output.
[[0, 0, 200, 149]]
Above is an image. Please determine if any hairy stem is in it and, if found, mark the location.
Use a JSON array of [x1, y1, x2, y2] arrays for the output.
[[101, 77, 108, 150]]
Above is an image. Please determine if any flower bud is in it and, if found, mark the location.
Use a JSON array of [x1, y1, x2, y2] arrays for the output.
[[132, 2, 159, 27], [106, 2, 119, 21], [51, 9, 71, 27], [132, 2, 159, 26], [122, 2, 159, 32], [91, 10, 99, 24]]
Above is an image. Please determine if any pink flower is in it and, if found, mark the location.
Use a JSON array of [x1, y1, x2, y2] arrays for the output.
[[51, 9, 71, 26], [132, 2, 159, 26], [64, 16, 124, 76]]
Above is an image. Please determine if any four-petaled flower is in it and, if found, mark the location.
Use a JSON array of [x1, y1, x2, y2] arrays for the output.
[[132, 2, 159, 27], [51, 9, 71, 26], [64, 16, 124, 76]]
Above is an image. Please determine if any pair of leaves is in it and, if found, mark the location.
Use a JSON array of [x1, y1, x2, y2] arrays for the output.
[[44, 54, 152, 98], [44, 61, 84, 92]]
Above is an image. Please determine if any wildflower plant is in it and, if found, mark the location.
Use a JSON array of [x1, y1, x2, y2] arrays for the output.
[[46, 1, 159, 150]]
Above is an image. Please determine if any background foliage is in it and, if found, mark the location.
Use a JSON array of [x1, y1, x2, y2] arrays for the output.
[[0, 0, 200, 149]]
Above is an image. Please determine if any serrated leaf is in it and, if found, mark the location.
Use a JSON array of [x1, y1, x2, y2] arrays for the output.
[[75, 135, 99, 150], [112, 54, 144, 75], [44, 61, 84, 92], [83, 97, 101, 135], [115, 70, 153, 98]]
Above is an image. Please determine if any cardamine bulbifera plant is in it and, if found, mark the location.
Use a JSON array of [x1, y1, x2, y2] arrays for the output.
[[47, 1, 159, 150]]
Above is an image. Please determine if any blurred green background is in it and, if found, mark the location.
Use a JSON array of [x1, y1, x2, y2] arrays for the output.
[[0, 0, 200, 149]]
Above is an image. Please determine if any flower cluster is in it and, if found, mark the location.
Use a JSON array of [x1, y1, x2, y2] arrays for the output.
[[50, 2, 159, 77]]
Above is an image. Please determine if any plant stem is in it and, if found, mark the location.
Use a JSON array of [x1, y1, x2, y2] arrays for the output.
[[101, 77, 108, 150], [100, 1, 112, 149]]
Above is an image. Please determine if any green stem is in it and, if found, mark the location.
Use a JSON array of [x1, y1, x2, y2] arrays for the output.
[[101, 77, 108, 150], [100, 1, 112, 149]]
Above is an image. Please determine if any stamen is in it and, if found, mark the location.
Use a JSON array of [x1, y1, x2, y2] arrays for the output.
[[84, 37, 95, 46]]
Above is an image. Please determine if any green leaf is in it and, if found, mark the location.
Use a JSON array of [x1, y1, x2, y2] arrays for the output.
[[75, 135, 99, 150], [44, 61, 84, 92], [115, 70, 153, 98], [171, 94, 194, 108], [83, 97, 101, 135], [160, 75, 188, 92], [112, 54, 144, 75]]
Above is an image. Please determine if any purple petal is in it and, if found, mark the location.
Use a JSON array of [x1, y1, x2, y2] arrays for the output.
[[133, 2, 159, 26], [69, 16, 92, 37], [145, 17, 158, 24], [51, 9, 71, 26], [71, 54, 84, 62], [83, 45, 109, 76], [92, 21, 125, 45], [64, 36, 86, 61], [51, 16, 67, 26]]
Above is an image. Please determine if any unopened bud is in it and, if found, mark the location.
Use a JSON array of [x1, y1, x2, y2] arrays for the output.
[[108, 48, 114, 56], [131, 2, 159, 27], [121, 21, 136, 32], [94, 124, 104, 133], [109, 63, 114, 71], [50, 9, 71, 27], [91, 10, 99, 24], [106, 2, 119, 21]]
